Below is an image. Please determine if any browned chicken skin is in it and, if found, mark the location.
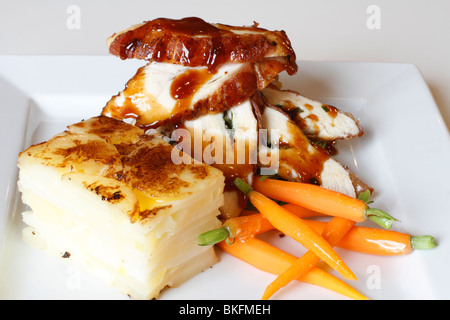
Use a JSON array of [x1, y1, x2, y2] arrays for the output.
[[104, 16, 371, 205], [103, 17, 299, 130], [107, 17, 298, 75]]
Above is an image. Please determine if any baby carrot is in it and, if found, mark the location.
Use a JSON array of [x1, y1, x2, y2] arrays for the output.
[[217, 238, 368, 300], [199, 208, 436, 256], [262, 217, 355, 300], [339, 228, 437, 256], [233, 178, 357, 281], [198, 213, 273, 245], [281, 203, 325, 218], [198, 202, 323, 246], [302, 220, 438, 256], [253, 177, 397, 229], [242, 204, 323, 218]]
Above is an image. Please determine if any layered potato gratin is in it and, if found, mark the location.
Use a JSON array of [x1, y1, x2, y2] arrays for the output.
[[17, 17, 369, 299], [18, 116, 224, 299]]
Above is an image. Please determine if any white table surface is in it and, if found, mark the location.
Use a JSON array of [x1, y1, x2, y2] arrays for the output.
[[1, 0, 449, 131]]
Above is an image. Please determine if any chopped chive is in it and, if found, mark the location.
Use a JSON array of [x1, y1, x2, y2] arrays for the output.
[[322, 105, 330, 113], [311, 140, 327, 149], [223, 111, 234, 130]]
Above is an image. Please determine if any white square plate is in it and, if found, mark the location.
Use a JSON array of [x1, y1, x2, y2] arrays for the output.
[[0, 56, 449, 300]]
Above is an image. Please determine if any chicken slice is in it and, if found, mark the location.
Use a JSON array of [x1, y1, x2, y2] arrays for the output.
[[166, 99, 260, 219], [258, 104, 370, 198], [107, 17, 297, 76], [102, 61, 272, 129], [260, 84, 363, 141]]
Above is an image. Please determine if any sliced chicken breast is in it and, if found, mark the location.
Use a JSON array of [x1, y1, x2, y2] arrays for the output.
[[261, 84, 363, 141], [167, 99, 260, 219], [107, 17, 297, 76], [102, 61, 275, 129], [258, 104, 369, 198]]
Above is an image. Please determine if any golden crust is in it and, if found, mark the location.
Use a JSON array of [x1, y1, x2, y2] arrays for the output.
[[18, 132, 123, 177], [18, 116, 224, 223], [67, 115, 145, 144], [122, 134, 211, 199]]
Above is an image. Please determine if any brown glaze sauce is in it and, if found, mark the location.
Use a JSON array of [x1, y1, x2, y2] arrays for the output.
[[103, 61, 262, 130], [277, 101, 340, 139], [111, 17, 297, 75], [116, 17, 232, 73], [170, 68, 212, 100], [276, 118, 331, 186], [173, 121, 255, 211], [278, 145, 329, 185], [106, 64, 167, 127], [169, 68, 213, 119], [210, 162, 253, 212], [183, 127, 256, 188], [277, 100, 308, 131], [322, 141, 338, 156], [322, 104, 338, 118]]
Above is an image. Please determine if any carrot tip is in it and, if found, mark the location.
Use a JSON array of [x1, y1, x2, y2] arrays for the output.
[[347, 273, 358, 281]]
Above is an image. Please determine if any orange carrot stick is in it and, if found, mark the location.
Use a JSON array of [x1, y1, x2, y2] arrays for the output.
[[224, 213, 274, 239], [253, 177, 397, 229], [242, 204, 322, 218], [217, 238, 368, 300], [233, 178, 357, 281], [199, 208, 436, 256], [281, 203, 325, 218], [302, 220, 437, 256], [210, 213, 437, 256], [197, 213, 273, 246], [225, 207, 319, 239], [262, 217, 355, 300]]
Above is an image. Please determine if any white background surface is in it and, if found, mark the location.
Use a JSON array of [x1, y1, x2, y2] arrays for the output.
[[1, 0, 449, 131]]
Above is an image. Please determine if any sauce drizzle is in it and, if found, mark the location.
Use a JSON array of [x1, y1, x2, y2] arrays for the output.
[[116, 17, 232, 72], [110, 17, 297, 74], [170, 67, 214, 119]]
